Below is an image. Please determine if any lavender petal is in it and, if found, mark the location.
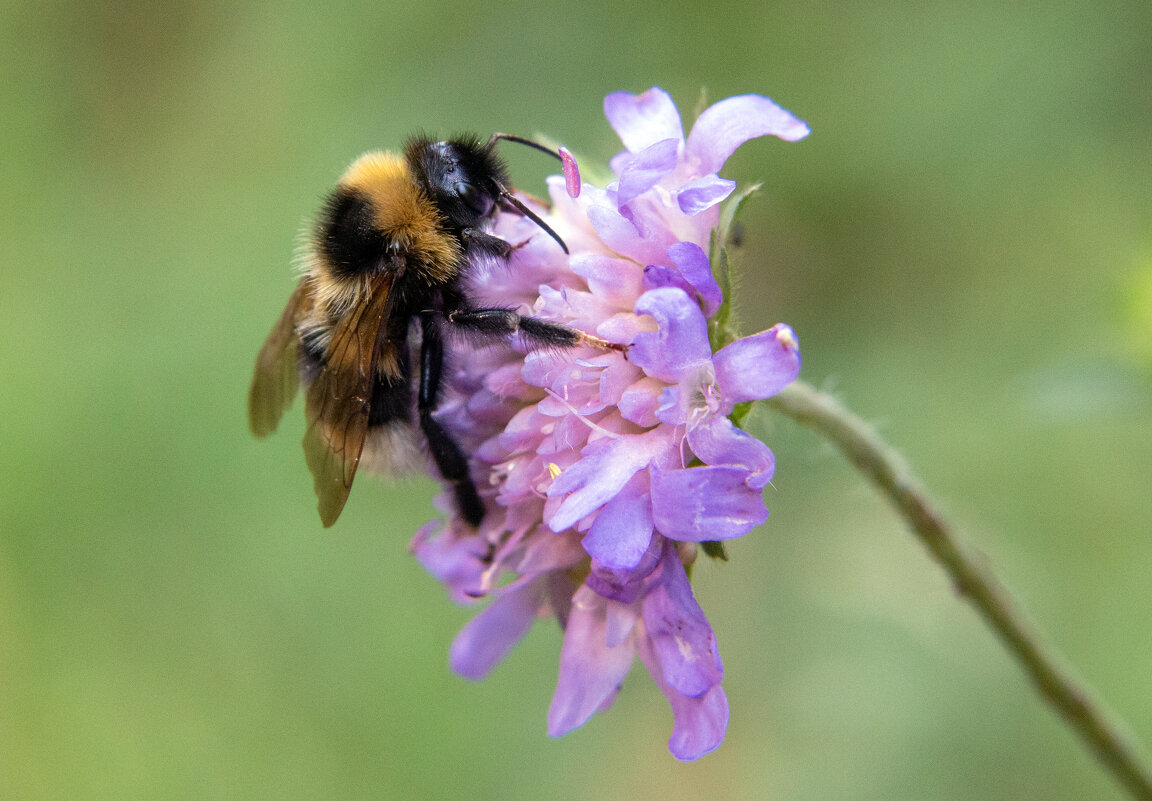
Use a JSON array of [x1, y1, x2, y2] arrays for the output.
[[630, 288, 713, 382], [667, 242, 723, 316], [604, 87, 685, 154], [637, 627, 729, 761], [547, 433, 664, 532], [687, 415, 776, 489], [650, 464, 769, 541], [686, 94, 811, 175], [581, 475, 654, 570], [617, 138, 681, 206], [713, 323, 801, 404], [675, 175, 737, 216], [548, 586, 636, 736], [450, 579, 546, 679], [641, 541, 723, 697]]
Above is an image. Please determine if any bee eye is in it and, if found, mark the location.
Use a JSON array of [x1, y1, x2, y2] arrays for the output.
[[455, 180, 493, 216]]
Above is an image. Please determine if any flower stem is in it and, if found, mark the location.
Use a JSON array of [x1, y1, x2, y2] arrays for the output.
[[767, 380, 1152, 801]]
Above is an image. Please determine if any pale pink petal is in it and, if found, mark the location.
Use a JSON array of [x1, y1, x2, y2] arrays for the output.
[[604, 87, 685, 153]]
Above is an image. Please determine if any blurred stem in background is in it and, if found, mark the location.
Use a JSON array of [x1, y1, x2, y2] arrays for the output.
[[768, 381, 1152, 801]]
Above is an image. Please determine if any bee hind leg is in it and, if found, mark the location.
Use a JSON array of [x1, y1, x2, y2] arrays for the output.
[[419, 312, 485, 526]]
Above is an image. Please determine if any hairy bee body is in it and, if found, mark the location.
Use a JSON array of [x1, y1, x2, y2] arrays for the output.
[[297, 150, 458, 414], [250, 134, 609, 527]]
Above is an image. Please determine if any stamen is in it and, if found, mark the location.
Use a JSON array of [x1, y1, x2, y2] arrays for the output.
[[559, 147, 581, 198], [544, 389, 622, 439], [775, 325, 798, 350]]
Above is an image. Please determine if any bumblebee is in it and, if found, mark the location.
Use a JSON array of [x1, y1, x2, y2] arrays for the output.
[[249, 133, 615, 527]]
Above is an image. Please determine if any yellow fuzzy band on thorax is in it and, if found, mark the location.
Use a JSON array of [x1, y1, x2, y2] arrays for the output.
[[339, 151, 461, 284]]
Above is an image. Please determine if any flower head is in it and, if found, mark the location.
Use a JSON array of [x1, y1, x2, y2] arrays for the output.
[[411, 87, 807, 760]]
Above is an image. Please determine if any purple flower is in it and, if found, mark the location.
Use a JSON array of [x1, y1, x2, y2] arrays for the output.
[[411, 87, 807, 760]]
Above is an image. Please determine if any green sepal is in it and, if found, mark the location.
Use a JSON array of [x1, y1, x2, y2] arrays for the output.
[[729, 400, 754, 429], [701, 540, 729, 561], [708, 183, 763, 352]]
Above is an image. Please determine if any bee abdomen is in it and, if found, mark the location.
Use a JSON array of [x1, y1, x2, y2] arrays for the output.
[[367, 372, 413, 427]]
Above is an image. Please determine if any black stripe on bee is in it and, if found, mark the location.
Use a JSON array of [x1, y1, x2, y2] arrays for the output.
[[318, 188, 392, 279]]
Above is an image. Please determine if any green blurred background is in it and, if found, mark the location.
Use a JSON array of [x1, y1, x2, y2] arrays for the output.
[[3, 0, 1151, 798]]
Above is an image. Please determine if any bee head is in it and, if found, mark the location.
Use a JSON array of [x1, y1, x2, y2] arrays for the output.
[[406, 136, 509, 229]]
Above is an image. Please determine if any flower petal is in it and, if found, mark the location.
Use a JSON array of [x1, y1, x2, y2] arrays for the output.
[[548, 586, 636, 737], [686, 94, 810, 175], [667, 242, 723, 316], [604, 87, 684, 153], [450, 579, 546, 679], [630, 287, 712, 382], [547, 432, 666, 532], [517, 523, 589, 575], [581, 475, 654, 570], [713, 323, 801, 403], [636, 624, 729, 761], [676, 175, 736, 216], [598, 355, 642, 406], [410, 520, 487, 600], [597, 311, 654, 348], [641, 540, 723, 697], [586, 531, 664, 604], [643, 264, 693, 297], [605, 598, 639, 648], [617, 376, 664, 427], [569, 254, 646, 310], [617, 138, 680, 206], [687, 415, 775, 489], [585, 203, 670, 266], [650, 464, 768, 541]]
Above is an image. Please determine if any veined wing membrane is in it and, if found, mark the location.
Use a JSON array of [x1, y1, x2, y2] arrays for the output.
[[302, 274, 394, 527], [249, 280, 312, 438]]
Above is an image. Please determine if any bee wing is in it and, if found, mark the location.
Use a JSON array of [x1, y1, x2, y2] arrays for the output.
[[302, 274, 395, 527], [249, 279, 312, 438]]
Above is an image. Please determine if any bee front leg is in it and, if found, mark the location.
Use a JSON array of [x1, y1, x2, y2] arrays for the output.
[[460, 228, 514, 259], [418, 313, 485, 526], [444, 304, 626, 353]]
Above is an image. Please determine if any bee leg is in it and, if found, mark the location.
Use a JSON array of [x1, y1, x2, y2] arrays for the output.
[[462, 227, 559, 256], [461, 228, 514, 259], [446, 305, 627, 353], [418, 312, 485, 526]]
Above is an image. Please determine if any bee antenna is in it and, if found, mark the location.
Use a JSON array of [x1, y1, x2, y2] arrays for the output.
[[498, 187, 569, 254], [487, 132, 564, 163]]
